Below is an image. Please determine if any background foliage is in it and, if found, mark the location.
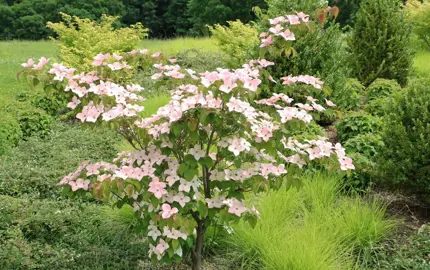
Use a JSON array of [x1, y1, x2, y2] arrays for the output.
[[0, 0, 267, 39]]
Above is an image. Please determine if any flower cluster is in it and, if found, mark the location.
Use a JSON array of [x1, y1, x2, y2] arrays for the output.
[[259, 12, 310, 47]]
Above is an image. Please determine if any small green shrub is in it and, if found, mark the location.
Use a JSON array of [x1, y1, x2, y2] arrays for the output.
[[175, 48, 228, 72], [364, 96, 391, 117], [348, 0, 413, 87], [209, 20, 259, 65], [366, 79, 401, 102], [344, 133, 384, 158], [0, 100, 53, 138], [0, 114, 23, 156], [47, 13, 147, 71], [30, 92, 70, 117], [376, 79, 430, 197], [0, 122, 118, 199], [332, 78, 364, 111], [336, 112, 382, 142], [0, 196, 146, 269]]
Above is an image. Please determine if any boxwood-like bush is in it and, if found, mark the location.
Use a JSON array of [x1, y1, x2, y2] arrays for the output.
[[376, 79, 430, 197]]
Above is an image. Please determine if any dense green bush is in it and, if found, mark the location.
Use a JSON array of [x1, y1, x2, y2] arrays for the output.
[[0, 123, 118, 199], [348, 0, 413, 87], [344, 133, 384, 158], [336, 112, 382, 142], [363, 79, 401, 117], [47, 13, 147, 71], [366, 78, 401, 102], [0, 114, 22, 156], [332, 78, 364, 111], [364, 97, 391, 117], [0, 196, 146, 269], [343, 133, 384, 192], [175, 48, 228, 72], [209, 20, 259, 65], [0, 100, 53, 138], [376, 80, 430, 197]]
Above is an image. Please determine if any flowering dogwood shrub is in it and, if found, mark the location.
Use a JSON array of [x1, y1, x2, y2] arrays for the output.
[[20, 12, 353, 270]]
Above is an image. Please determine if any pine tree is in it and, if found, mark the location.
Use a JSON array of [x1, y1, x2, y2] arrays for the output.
[[348, 0, 412, 86]]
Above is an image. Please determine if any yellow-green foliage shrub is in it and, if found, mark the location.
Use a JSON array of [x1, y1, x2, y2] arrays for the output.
[[209, 20, 259, 65], [47, 13, 147, 71]]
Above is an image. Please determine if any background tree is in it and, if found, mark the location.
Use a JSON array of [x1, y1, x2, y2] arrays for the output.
[[348, 0, 412, 86]]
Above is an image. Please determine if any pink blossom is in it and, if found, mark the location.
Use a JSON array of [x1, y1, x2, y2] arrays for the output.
[[189, 145, 205, 160], [148, 178, 167, 199], [33, 57, 49, 70], [21, 58, 34, 68], [168, 58, 177, 63], [287, 15, 301, 25], [161, 203, 178, 219], [172, 192, 190, 207], [108, 62, 123, 71], [339, 157, 355, 171], [67, 96, 81, 109], [226, 198, 247, 216], [154, 238, 169, 256], [260, 35, 273, 48], [139, 49, 148, 55], [228, 137, 251, 156], [297, 12, 310, 23], [69, 178, 90, 191], [151, 52, 161, 58], [113, 53, 123, 60], [269, 24, 283, 34], [76, 101, 104, 123], [259, 32, 268, 38], [278, 29, 295, 41], [325, 99, 336, 107], [148, 226, 161, 241]]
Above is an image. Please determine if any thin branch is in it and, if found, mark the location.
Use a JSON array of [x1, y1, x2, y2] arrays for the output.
[[117, 130, 139, 150]]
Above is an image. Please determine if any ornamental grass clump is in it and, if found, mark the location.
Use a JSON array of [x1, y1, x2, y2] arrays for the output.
[[20, 11, 354, 270]]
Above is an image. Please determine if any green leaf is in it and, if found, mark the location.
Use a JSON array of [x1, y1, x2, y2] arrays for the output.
[[199, 156, 213, 167], [167, 247, 174, 258], [188, 119, 198, 132], [172, 239, 179, 249], [184, 169, 195, 181], [199, 111, 209, 125], [178, 163, 188, 175], [196, 201, 208, 218]]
